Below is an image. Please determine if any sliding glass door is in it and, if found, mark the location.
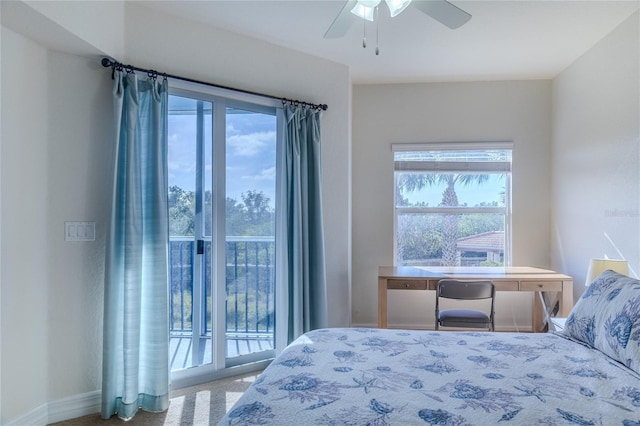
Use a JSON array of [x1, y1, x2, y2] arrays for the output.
[[221, 105, 277, 367], [167, 91, 277, 377], [167, 95, 213, 371]]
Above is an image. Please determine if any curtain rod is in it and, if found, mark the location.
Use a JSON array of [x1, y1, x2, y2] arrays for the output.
[[100, 57, 328, 111]]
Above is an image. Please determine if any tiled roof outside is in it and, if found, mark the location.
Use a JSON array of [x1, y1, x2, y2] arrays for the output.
[[457, 231, 504, 252]]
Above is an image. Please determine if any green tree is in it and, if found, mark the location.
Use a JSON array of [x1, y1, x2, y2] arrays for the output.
[[226, 196, 247, 236], [169, 187, 275, 238], [168, 185, 195, 236], [241, 190, 274, 235], [459, 206, 504, 238], [397, 214, 442, 264], [398, 173, 489, 266]]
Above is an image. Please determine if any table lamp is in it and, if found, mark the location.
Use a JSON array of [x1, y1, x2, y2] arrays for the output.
[[585, 258, 629, 285]]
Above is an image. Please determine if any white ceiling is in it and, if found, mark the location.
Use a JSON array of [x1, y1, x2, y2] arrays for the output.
[[140, 0, 639, 84]]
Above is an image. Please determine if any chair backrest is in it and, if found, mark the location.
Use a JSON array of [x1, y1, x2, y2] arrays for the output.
[[437, 279, 495, 300], [435, 279, 496, 331]]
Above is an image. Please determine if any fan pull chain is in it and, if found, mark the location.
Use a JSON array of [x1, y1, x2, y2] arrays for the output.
[[375, 6, 380, 55], [362, 15, 367, 48]]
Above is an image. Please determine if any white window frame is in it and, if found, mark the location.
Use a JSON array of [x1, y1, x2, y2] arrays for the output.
[[392, 142, 513, 267]]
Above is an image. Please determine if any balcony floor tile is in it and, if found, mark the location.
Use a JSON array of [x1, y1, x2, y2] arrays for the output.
[[170, 335, 274, 371]]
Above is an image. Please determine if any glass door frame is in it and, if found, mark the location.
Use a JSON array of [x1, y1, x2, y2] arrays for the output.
[[216, 99, 280, 369], [169, 83, 280, 388]]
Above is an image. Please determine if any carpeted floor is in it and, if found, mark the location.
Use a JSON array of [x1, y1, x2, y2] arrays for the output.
[[50, 371, 261, 426]]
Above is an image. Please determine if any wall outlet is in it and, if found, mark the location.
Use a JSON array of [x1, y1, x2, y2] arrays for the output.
[[65, 221, 96, 241]]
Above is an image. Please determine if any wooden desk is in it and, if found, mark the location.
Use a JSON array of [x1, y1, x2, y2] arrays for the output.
[[378, 266, 573, 331]]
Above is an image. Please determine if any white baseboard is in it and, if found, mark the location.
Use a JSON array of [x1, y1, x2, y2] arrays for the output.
[[5, 364, 272, 425], [6, 391, 100, 426], [47, 390, 101, 424], [5, 402, 48, 426]]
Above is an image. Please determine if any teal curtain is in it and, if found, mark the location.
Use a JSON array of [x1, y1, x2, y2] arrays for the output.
[[102, 70, 170, 420], [278, 105, 328, 345]]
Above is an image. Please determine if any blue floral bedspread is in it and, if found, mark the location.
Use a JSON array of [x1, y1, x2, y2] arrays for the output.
[[219, 328, 640, 425]]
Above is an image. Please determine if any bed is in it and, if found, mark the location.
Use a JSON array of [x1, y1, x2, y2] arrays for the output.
[[219, 270, 640, 425]]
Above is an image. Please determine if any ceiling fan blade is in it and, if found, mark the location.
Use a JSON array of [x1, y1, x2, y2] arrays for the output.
[[324, 0, 358, 39], [411, 0, 472, 29]]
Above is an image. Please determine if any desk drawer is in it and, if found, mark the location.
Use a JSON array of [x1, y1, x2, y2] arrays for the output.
[[494, 281, 519, 291], [520, 281, 563, 292], [387, 279, 428, 290]]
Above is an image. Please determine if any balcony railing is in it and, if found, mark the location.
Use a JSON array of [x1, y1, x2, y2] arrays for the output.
[[169, 237, 275, 339]]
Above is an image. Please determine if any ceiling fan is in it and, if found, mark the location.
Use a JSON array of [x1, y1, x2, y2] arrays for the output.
[[324, 0, 472, 39]]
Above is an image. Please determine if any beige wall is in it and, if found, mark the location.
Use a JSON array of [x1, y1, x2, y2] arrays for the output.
[[1, 1, 351, 423], [1, 28, 115, 424], [352, 80, 553, 329], [1, 26, 52, 424], [551, 12, 640, 297], [2, 0, 125, 57]]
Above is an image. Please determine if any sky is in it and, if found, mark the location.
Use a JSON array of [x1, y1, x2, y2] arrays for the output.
[[400, 174, 507, 207], [167, 95, 277, 207]]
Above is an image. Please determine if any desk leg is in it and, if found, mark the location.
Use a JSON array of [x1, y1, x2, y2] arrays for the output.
[[378, 277, 388, 328], [532, 292, 544, 332], [560, 280, 573, 317]]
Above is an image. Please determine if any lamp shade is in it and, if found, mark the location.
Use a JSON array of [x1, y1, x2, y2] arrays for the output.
[[585, 258, 629, 285]]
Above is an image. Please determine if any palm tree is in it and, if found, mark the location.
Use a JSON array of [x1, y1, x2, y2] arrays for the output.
[[398, 173, 489, 266]]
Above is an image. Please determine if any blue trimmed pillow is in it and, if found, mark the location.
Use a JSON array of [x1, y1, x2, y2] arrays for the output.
[[562, 269, 640, 373]]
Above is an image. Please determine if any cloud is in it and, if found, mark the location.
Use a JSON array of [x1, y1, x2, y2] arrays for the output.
[[242, 166, 276, 182], [228, 131, 276, 156]]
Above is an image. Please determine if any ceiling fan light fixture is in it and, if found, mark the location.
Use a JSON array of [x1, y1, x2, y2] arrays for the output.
[[385, 0, 412, 17], [350, 3, 375, 21], [358, 0, 382, 8], [326, 0, 471, 38]]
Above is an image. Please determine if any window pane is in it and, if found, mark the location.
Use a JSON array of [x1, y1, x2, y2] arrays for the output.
[[397, 213, 505, 267], [168, 95, 215, 370], [225, 107, 276, 357], [225, 107, 276, 236], [168, 96, 198, 237], [395, 172, 507, 208]]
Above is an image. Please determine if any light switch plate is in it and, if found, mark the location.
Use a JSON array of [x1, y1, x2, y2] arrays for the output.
[[65, 221, 96, 241]]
